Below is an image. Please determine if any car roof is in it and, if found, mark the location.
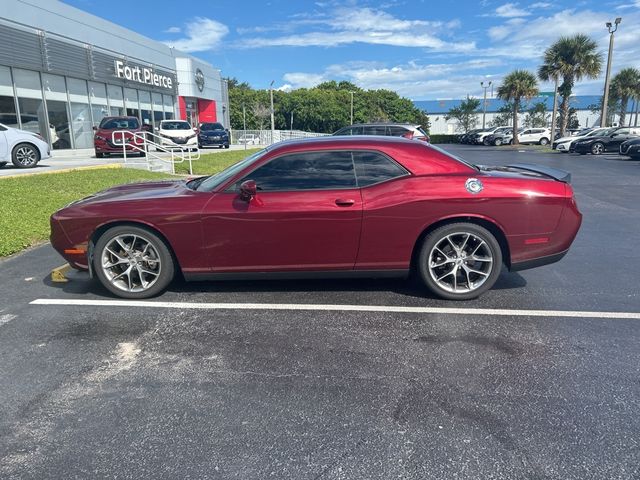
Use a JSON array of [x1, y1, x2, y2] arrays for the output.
[[342, 123, 420, 127]]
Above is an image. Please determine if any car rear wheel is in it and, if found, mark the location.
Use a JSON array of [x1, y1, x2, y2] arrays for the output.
[[417, 223, 502, 300], [591, 142, 604, 155], [93, 225, 175, 299], [11, 143, 40, 168], [483, 138, 490, 146], [539, 138, 549, 145]]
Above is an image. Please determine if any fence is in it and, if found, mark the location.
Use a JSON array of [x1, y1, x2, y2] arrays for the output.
[[230, 129, 328, 146]]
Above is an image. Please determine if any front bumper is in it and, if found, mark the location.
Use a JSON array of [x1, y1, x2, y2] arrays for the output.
[[199, 135, 229, 146], [160, 136, 198, 148], [554, 142, 571, 151]]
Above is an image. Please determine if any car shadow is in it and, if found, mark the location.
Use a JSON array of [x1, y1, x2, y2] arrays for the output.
[[42, 267, 527, 301]]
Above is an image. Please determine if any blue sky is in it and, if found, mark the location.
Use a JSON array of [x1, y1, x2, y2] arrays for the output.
[[64, 0, 640, 100]]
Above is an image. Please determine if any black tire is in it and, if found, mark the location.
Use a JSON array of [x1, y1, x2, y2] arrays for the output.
[[591, 142, 604, 155], [494, 138, 503, 146], [417, 222, 502, 300], [539, 137, 549, 146], [483, 138, 490, 146], [11, 143, 40, 168], [0, 162, 7, 168], [93, 225, 175, 299], [95, 152, 104, 158], [508, 139, 514, 145], [224, 144, 230, 149]]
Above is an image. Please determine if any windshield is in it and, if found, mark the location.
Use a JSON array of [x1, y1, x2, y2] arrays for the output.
[[598, 128, 617, 136], [200, 123, 224, 131], [99, 118, 139, 129], [161, 121, 191, 130], [196, 148, 269, 192]]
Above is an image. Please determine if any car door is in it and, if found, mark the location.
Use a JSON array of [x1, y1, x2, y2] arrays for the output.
[[0, 125, 8, 160], [519, 129, 534, 143], [607, 128, 631, 151], [200, 150, 363, 272]]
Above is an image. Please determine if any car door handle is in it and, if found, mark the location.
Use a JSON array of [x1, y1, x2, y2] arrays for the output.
[[335, 198, 355, 206]]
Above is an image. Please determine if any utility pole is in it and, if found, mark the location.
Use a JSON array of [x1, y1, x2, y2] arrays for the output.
[[550, 75, 559, 143], [601, 17, 621, 128], [350, 91, 355, 125], [290, 111, 293, 133], [481, 81, 492, 129], [242, 103, 247, 151], [269, 80, 275, 144]]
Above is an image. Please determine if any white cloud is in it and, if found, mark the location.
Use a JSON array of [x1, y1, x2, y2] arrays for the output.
[[282, 58, 506, 99], [164, 26, 181, 34], [494, 3, 531, 18], [163, 17, 228, 52], [236, 7, 471, 52], [530, 2, 552, 9]]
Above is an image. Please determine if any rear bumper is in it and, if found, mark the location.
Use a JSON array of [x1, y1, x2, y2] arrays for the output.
[[510, 250, 568, 271]]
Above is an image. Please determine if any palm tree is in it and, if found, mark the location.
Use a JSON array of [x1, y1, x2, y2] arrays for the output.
[[610, 68, 640, 126], [497, 70, 539, 145], [540, 35, 602, 136], [538, 59, 561, 142]]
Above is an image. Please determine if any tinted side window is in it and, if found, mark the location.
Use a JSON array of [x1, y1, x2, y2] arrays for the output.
[[354, 151, 408, 187], [387, 126, 408, 137], [241, 151, 356, 191], [616, 128, 630, 135], [370, 125, 387, 136]]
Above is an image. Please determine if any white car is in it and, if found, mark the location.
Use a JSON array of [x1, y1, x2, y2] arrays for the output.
[[156, 120, 198, 151], [472, 126, 511, 145], [552, 128, 607, 153], [237, 134, 260, 145], [0, 123, 51, 169], [517, 128, 551, 145]]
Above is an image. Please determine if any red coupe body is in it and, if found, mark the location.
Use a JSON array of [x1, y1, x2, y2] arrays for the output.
[[51, 137, 581, 298]]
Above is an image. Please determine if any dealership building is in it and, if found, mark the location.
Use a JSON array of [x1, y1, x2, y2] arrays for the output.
[[1, 0, 229, 150]]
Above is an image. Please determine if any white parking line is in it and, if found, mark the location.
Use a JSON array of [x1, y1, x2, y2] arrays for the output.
[[29, 299, 640, 320]]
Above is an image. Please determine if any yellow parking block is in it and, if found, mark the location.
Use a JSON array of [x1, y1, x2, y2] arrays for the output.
[[51, 263, 72, 283]]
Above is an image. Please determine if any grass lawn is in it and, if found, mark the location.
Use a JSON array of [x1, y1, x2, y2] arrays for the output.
[[0, 168, 173, 257], [175, 148, 261, 175]]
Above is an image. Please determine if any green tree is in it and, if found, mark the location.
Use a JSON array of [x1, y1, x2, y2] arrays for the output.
[[490, 102, 513, 127], [445, 96, 480, 133], [539, 35, 602, 135], [497, 70, 539, 145], [524, 102, 549, 128], [610, 68, 640, 126]]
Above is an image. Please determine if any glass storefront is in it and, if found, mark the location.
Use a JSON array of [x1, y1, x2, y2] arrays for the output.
[[0, 64, 176, 150]]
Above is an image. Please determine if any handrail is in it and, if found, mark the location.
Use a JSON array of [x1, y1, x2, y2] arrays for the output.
[[111, 130, 200, 175]]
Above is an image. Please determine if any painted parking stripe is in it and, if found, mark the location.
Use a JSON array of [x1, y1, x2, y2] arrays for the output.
[[29, 299, 640, 320]]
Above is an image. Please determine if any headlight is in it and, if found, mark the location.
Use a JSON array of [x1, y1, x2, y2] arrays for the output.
[[94, 135, 107, 141], [187, 134, 196, 140]]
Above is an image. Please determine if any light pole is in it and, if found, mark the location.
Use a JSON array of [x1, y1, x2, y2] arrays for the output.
[[601, 17, 621, 128], [480, 81, 492, 129], [269, 80, 275, 144], [242, 103, 247, 151], [550, 73, 559, 143]]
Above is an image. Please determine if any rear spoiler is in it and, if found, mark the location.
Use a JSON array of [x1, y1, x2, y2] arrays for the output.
[[507, 163, 571, 183]]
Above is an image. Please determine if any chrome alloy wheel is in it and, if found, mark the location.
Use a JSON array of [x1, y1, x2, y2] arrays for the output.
[[591, 143, 604, 155], [100, 234, 162, 292], [427, 232, 494, 294], [15, 145, 38, 166]]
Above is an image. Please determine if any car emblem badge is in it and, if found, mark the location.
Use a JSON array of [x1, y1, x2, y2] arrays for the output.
[[465, 178, 483, 194]]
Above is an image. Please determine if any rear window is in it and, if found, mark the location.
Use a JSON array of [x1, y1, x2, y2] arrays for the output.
[[99, 118, 139, 129]]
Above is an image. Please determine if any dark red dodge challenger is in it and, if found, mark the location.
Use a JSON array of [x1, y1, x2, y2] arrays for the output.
[[50, 136, 582, 300]]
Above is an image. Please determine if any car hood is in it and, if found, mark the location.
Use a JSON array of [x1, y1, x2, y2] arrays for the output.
[[68, 180, 188, 207], [160, 130, 194, 137]]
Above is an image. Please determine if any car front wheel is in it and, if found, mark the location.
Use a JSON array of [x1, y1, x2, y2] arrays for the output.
[[591, 142, 605, 155], [418, 223, 502, 300], [93, 225, 175, 299], [12, 143, 40, 168], [494, 138, 503, 146]]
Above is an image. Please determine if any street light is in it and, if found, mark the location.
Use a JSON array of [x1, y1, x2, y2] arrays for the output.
[[601, 17, 621, 127], [269, 80, 275, 144], [481, 81, 492, 129]]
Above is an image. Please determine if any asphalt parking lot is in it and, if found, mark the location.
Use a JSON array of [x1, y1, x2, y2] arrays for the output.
[[1, 145, 639, 479]]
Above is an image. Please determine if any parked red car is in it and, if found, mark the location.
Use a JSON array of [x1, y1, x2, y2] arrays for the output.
[[93, 116, 145, 158], [51, 136, 581, 300]]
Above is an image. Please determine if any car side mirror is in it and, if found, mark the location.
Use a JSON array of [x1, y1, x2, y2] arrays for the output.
[[92, 126, 97, 131], [239, 180, 257, 202]]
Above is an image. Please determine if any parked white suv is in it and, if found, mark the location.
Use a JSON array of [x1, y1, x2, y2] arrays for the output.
[[0, 123, 51, 168], [156, 120, 198, 151], [518, 128, 551, 145]]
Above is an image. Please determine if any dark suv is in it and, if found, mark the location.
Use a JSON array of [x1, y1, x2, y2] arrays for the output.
[[93, 116, 145, 158], [333, 123, 430, 142], [198, 122, 230, 149]]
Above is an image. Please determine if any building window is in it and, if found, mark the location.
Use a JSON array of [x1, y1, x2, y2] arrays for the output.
[[152, 92, 163, 126], [107, 84, 124, 116], [163, 94, 174, 120], [67, 78, 92, 149], [139, 90, 152, 129], [0, 67, 18, 128], [89, 82, 109, 129], [124, 88, 139, 120], [43, 74, 72, 149]]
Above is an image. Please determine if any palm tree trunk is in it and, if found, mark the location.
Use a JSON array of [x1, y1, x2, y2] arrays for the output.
[[560, 97, 569, 138], [550, 76, 559, 142], [513, 102, 519, 145], [635, 95, 639, 127]]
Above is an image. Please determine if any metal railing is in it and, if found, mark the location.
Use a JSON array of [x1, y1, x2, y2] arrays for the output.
[[230, 129, 328, 147], [112, 130, 200, 175]]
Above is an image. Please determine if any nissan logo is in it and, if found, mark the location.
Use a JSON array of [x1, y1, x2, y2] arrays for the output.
[[195, 68, 205, 92]]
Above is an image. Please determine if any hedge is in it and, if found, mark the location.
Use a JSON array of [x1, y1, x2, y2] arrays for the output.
[[429, 134, 460, 144]]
